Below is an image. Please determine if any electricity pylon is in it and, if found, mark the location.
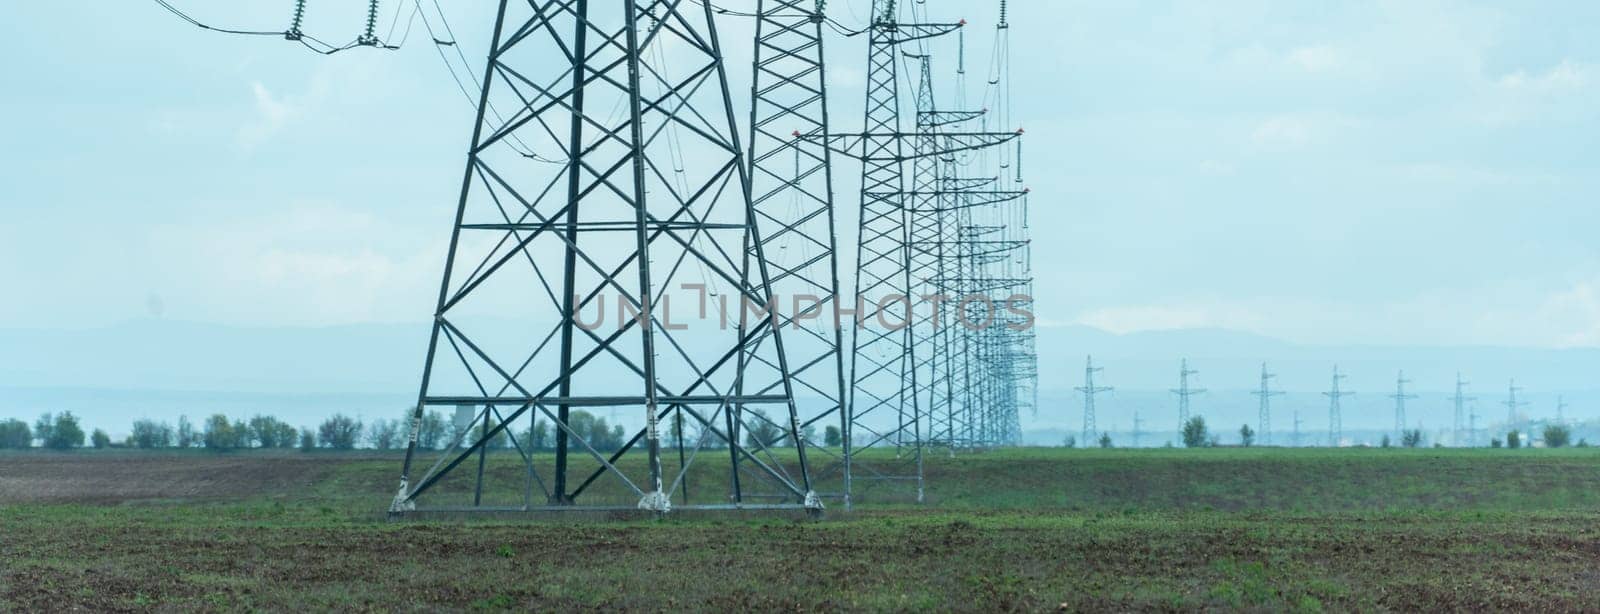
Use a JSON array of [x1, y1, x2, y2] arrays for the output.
[[1323, 366, 1354, 447], [1556, 395, 1568, 425], [806, 0, 1016, 504], [394, 0, 817, 515], [1292, 409, 1303, 447], [1172, 359, 1206, 433], [1389, 370, 1418, 438], [1131, 410, 1144, 448], [1503, 379, 1529, 432], [745, 0, 849, 504], [1450, 373, 1475, 447], [1251, 363, 1284, 445], [1077, 355, 1113, 443]]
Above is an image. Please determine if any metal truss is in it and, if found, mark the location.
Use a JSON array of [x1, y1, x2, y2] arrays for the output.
[[798, 1, 1019, 504], [392, 0, 817, 516], [744, 0, 852, 504]]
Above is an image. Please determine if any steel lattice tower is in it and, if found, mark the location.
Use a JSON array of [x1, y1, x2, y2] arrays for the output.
[[1077, 355, 1113, 443], [1251, 363, 1283, 446], [745, 0, 850, 504], [393, 0, 818, 515], [1389, 370, 1417, 437], [1451, 373, 1475, 447], [808, 0, 1016, 503], [1323, 366, 1353, 447], [1502, 380, 1528, 431], [1172, 359, 1205, 434]]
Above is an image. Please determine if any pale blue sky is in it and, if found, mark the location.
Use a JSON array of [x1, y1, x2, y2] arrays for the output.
[[2, 1, 1597, 348]]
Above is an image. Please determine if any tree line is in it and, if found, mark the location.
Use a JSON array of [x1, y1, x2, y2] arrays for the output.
[[0, 408, 842, 452]]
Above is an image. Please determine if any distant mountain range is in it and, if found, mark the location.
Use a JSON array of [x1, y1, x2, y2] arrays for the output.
[[2, 319, 1595, 437]]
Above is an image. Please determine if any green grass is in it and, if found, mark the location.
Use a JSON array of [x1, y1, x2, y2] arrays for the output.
[[4, 447, 1600, 610]]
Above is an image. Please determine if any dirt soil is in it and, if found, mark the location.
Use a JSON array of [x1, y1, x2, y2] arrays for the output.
[[0, 453, 343, 504]]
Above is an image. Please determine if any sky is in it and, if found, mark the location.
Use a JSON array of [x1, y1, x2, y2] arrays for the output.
[[3, 0, 1599, 349]]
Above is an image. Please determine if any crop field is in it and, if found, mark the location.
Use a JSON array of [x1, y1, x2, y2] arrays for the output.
[[4, 448, 1600, 611]]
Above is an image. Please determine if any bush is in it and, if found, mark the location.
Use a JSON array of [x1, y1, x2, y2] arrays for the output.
[[318, 414, 364, 450], [1062, 435, 1076, 449], [1181, 416, 1210, 448], [1491, 437, 1503, 448], [1380, 434, 1391, 448], [299, 429, 316, 450], [91, 429, 112, 449], [1543, 424, 1572, 449], [1507, 430, 1521, 449], [824, 425, 842, 447], [1239, 424, 1255, 447], [1401, 429, 1423, 448], [1098, 433, 1113, 449], [0, 419, 31, 449]]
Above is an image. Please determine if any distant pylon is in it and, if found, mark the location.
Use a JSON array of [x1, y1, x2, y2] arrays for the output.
[[1292, 409, 1303, 447], [1556, 395, 1568, 425], [1250, 363, 1284, 445], [1322, 366, 1354, 447], [1503, 379, 1529, 431], [1076, 355, 1113, 443], [1389, 370, 1418, 438], [1171, 359, 1205, 434], [1131, 410, 1144, 448], [1450, 373, 1475, 447]]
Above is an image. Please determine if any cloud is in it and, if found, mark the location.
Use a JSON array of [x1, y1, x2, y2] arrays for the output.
[[1286, 45, 1343, 73], [1497, 60, 1589, 92], [237, 81, 299, 150], [1249, 115, 1313, 149]]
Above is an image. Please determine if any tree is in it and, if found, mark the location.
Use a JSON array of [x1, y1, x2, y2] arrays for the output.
[[129, 419, 174, 449], [34, 413, 55, 448], [176, 415, 197, 448], [473, 418, 511, 450], [1098, 433, 1113, 448], [203, 414, 241, 450], [299, 428, 316, 450], [1181, 416, 1210, 448], [416, 410, 446, 450], [1380, 434, 1392, 448], [318, 414, 364, 450], [248, 415, 296, 449], [1490, 437, 1503, 448], [368, 419, 401, 450], [1062, 435, 1076, 449], [1543, 424, 1572, 449], [91, 429, 112, 449], [824, 425, 842, 447], [1401, 429, 1424, 448], [742, 409, 782, 449], [0, 419, 31, 449], [530, 418, 551, 450], [1507, 430, 1522, 449], [38, 412, 85, 450], [1239, 424, 1256, 447]]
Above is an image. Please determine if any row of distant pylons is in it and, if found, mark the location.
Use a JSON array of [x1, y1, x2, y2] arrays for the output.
[[1079, 357, 1559, 448], [378, 0, 1035, 515]]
